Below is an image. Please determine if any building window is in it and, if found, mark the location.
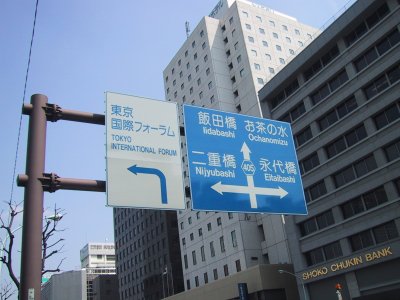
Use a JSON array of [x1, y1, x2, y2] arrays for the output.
[[207, 222, 212, 231], [269, 20, 275, 27], [186, 279, 191, 290], [273, 32, 278, 39], [235, 259, 241, 272], [194, 53, 197, 60], [248, 36, 254, 43], [325, 124, 367, 159], [289, 49, 295, 55], [373, 103, 400, 130], [237, 55, 242, 63], [223, 264, 229, 276], [220, 236, 225, 253], [229, 16, 234, 24], [245, 23, 251, 30], [259, 28, 265, 34], [200, 30, 204, 37], [198, 228, 203, 237], [254, 63, 261, 70], [310, 70, 348, 105], [189, 87, 193, 95], [295, 126, 312, 147], [242, 11, 248, 18], [199, 91, 203, 99], [204, 272, 208, 284], [192, 41, 196, 48], [202, 41, 206, 49], [213, 268, 218, 280], [350, 221, 398, 252], [262, 41, 268, 47], [276, 45, 282, 51], [210, 241, 215, 257], [333, 154, 377, 188], [192, 250, 197, 265], [269, 67, 275, 74], [182, 237, 186, 246], [208, 81, 213, 89], [299, 152, 320, 174], [305, 241, 342, 266], [318, 96, 358, 131], [217, 217, 222, 226], [256, 16, 262, 22], [384, 139, 400, 161], [251, 49, 257, 56], [201, 246, 205, 261], [190, 233, 194, 241], [234, 42, 239, 50], [204, 55, 208, 62], [231, 230, 237, 247], [184, 254, 188, 269], [304, 45, 339, 81], [304, 180, 327, 203], [285, 37, 291, 43], [195, 65, 199, 72], [240, 69, 245, 77], [364, 65, 399, 99], [341, 186, 388, 219], [295, 29, 300, 35], [279, 101, 305, 123], [257, 78, 264, 85], [279, 58, 285, 64], [300, 210, 334, 236]]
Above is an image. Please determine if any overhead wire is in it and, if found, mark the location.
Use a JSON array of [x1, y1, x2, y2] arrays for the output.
[[9, 0, 40, 204]]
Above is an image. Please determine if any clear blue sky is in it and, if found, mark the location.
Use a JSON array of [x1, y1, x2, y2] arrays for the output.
[[0, 0, 354, 285]]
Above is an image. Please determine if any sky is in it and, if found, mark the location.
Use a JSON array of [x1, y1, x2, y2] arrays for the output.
[[0, 0, 355, 289]]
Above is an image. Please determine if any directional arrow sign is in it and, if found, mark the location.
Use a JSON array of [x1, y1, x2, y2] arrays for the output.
[[211, 182, 288, 199], [105, 92, 185, 209], [127, 165, 167, 204], [183, 105, 307, 214]]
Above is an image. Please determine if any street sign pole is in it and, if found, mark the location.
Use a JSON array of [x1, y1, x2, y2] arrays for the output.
[[20, 94, 48, 300]]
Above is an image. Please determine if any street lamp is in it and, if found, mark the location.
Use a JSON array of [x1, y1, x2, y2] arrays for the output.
[[278, 269, 308, 300]]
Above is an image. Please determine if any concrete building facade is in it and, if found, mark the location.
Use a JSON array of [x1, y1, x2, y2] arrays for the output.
[[163, 0, 319, 292], [258, 0, 400, 299]]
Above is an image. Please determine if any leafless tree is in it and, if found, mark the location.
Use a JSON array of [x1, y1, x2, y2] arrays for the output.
[[0, 281, 16, 300], [0, 201, 66, 291]]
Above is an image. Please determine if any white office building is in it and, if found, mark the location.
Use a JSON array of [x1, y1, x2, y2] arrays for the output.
[[163, 0, 319, 291]]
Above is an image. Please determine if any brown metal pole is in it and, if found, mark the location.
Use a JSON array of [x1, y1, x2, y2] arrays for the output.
[[20, 94, 48, 300]]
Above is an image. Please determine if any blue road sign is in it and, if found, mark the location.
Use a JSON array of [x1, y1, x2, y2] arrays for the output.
[[183, 105, 307, 214]]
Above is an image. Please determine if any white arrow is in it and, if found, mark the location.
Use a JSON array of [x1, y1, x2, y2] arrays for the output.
[[211, 181, 288, 199], [240, 142, 251, 160]]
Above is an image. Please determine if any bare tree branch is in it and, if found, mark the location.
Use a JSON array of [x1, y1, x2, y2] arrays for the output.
[[1, 202, 66, 294]]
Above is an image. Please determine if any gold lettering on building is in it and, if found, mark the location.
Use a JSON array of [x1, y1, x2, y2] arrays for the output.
[[365, 246, 392, 262], [302, 246, 393, 280]]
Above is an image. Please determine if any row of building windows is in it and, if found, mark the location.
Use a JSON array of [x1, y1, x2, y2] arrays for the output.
[[300, 184, 391, 237], [353, 28, 400, 73], [268, 2, 395, 114], [344, 3, 390, 47], [304, 101, 400, 203], [183, 230, 238, 269], [293, 64, 400, 149], [239, 9, 306, 37], [305, 220, 399, 266], [186, 259, 241, 290]]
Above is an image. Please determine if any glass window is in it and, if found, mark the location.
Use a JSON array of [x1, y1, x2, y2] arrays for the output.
[[231, 230, 237, 247], [259, 28, 265, 34], [210, 241, 215, 257], [248, 36, 254, 43], [273, 32, 278, 38], [245, 23, 251, 30], [276, 45, 282, 51]]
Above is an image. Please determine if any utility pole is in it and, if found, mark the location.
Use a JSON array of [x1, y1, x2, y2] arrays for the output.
[[20, 94, 48, 300]]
